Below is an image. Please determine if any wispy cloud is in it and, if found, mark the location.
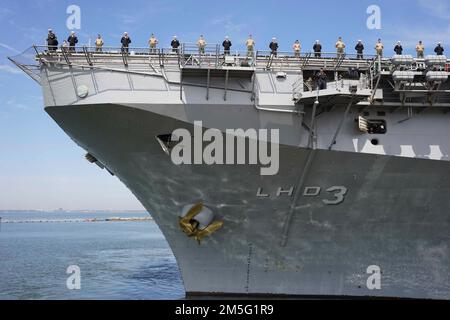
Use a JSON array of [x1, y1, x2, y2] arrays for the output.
[[0, 43, 21, 54], [0, 64, 22, 75], [418, 0, 450, 20], [212, 16, 247, 33], [113, 13, 138, 29], [111, 0, 179, 31], [207, 15, 250, 44], [384, 26, 450, 48], [0, 7, 12, 19], [6, 97, 34, 111]]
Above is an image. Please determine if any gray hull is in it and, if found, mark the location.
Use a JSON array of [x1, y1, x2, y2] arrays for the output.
[[46, 103, 450, 299]]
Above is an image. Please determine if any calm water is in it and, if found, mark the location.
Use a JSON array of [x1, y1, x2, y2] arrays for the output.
[[0, 211, 185, 300]]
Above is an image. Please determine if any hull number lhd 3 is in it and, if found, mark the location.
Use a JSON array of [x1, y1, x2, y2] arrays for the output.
[[256, 186, 348, 205]]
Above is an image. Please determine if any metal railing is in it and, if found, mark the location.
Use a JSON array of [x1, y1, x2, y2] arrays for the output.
[[31, 44, 450, 76], [255, 50, 378, 70], [33, 44, 382, 71], [292, 70, 371, 101], [34, 44, 257, 70], [179, 43, 256, 68], [255, 50, 377, 60], [30, 44, 449, 86]]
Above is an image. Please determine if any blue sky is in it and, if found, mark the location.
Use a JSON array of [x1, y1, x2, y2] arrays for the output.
[[0, 0, 449, 210]]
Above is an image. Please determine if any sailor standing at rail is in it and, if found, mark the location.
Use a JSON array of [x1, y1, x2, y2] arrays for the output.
[[222, 36, 232, 55], [246, 35, 255, 57], [416, 40, 425, 58], [269, 38, 278, 57], [46, 29, 58, 52], [197, 35, 206, 55], [435, 42, 444, 56], [95, 34, 104, 53], [293, 40, 301, 58], [355, 40, 364, 59], [171, 36, 180, 53], [336, 37, 346, 58], [149, 33, 158, 54], [67, 31, 78, 52], [394, 41, 403, 55], [121, 32, 131, 54], [375, 38, 384, 57], [313, 40, 322, 58]]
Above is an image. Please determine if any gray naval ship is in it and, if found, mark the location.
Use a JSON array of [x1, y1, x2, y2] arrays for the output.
[[9, 41, 450, 299]]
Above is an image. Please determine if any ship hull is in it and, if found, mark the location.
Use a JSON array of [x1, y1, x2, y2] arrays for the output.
[[46, 103, 450, 299]]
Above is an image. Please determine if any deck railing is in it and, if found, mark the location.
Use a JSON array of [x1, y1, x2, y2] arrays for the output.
[[31, 44, 387, 71]]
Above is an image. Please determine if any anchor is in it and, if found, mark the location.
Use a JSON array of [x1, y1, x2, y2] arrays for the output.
[[179, 203, 224, 244]]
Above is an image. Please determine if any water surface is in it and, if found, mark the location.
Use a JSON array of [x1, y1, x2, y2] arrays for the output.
[[0, 211, 185, 300]]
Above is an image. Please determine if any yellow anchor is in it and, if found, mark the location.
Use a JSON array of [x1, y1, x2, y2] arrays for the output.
[[179, 203, 224, 244]]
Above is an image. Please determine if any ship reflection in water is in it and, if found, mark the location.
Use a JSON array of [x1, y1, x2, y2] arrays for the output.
[[0, 211, 184, 300]]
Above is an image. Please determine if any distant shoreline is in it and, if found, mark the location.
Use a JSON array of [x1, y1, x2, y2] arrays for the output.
[[0, 217, 153, 224], [0, 210, 148, 214]]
